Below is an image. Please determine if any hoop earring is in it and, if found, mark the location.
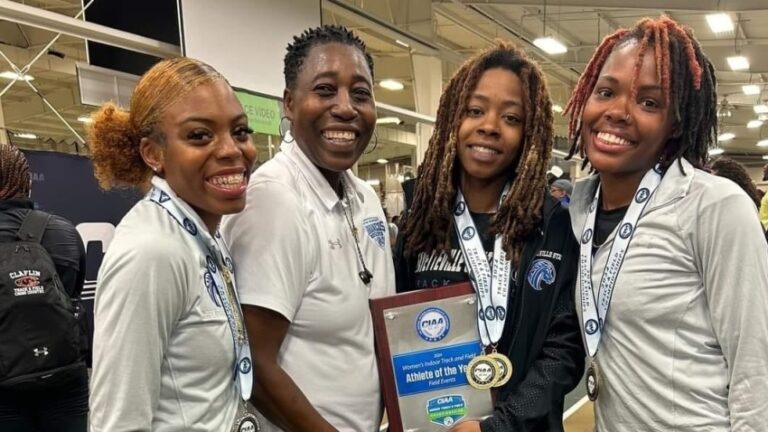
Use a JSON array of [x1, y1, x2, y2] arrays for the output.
[[364, 132, 378, 154], [279, 116, 294, 143]]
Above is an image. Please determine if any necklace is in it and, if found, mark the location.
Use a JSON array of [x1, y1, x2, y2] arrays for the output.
[[340, 179, 373, 285]]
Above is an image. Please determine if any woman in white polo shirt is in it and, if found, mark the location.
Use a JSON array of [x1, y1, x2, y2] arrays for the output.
[[88, 58, 259, 431], [222, 25, 395, 432]]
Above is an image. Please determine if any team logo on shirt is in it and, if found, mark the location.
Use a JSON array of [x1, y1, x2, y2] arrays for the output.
[[461, 226, 476, 241], [527, 259, 556, 291], [416, 307, 451, 342], [619, 223, 633, 239], [363, 217, 387, 249]]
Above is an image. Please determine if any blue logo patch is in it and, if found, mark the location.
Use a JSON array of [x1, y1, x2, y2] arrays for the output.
[[527, 259, 556, 291], [416, 307, 451, 342], [204, 271, 220, 307], [585, 319, 599, 335], [454, 201, 466, 216], [635, 188, 650, 203], [461, 226, 476, 241], [238, 357, 252, 374], [183, 218, 198, 235], [427, 395, 467, 427], [206, 256, 217, 274], [619, 223, 633, 239], [363, 217, 386, 249], [582, 229, 593, 244]]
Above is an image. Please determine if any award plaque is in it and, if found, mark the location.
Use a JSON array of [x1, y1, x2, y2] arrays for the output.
[[371, 283, 494, 432]]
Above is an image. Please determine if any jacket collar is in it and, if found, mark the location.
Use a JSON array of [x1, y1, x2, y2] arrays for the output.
[[0, 198, 34, 212], [280, 139, 365, 211], [569, 158, 696, 239]]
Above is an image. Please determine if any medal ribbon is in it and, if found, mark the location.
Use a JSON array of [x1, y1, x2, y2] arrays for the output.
[[453, 184, 511, 347], [579, 167, 662, 358], [148, 178, 253, 401]]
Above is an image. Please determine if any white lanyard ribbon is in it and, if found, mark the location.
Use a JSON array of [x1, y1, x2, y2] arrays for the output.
[[148, 179, 253, 401], [453, 184, 512, 347], [579, 167, 662, 358]]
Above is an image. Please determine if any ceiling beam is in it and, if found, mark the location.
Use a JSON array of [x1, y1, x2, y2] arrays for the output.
[[0, 0, 179, 58], [455, 3, 581, 86], [454, 0, 767, 12], [323, 0, 465, 64]]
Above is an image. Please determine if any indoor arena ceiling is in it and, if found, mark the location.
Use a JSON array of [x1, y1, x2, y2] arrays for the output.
[[0, 0, 767, 167]]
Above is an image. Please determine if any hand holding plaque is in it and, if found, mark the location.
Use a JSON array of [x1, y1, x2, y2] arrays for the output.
[[371, 283, 495, 432]]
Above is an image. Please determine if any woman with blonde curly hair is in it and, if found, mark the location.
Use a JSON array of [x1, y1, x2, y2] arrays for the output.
[[88, 58, 258, 432]]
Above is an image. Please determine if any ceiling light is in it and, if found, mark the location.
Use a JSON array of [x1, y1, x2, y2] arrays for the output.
[[708, 147, 724, 155], [705, 13, 734, 33], [14, 132, 38, 139], [0, 71, 34, 81], [759, 114, 768, 121], [379, 79, 404, 91], [754, 104, 768, 114], [376, 116, 402, 125], [727, 56, 749, 71], [758, 139, 768, 147], [395, 39, 410, 48], [743, 84, 761, 96], [747, 120, 764, 128], [397, 174, 405, 183], [77, 115, 93, 123], [552, 104, 564, 113], [533, 36, 568, 54], [763, 155, 768, 160], [717, 132, 735, 141], [366, 179, 381, 186], [376, 158, 389, 164]]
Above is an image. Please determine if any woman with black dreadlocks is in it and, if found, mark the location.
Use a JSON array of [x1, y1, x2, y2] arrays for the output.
[[565, 16, 768, 430], [395, 41, 584, 432]]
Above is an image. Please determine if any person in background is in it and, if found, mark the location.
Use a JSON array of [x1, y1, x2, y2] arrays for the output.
[[564, 15, 768, 431], [760, 162, 768, 228], [0, 144, 88, 432], [549, 178, 573, 207], [396, 41, 583, 432], [88, 58, 258, 431], [709, 158, 761, 208], [222, 25, 395, 432]]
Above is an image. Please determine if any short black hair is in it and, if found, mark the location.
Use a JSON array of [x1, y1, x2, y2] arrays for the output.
[[283, 24, 374, 89]]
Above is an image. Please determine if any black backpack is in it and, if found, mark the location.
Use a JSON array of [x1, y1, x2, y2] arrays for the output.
[[0, 210, 84, 388]]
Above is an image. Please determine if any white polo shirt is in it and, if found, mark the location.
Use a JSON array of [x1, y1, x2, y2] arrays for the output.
[[222, 140, 395, 432], [91, 180, 239, 432]]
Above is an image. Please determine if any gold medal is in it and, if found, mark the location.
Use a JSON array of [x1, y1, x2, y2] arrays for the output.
[[586, 361, 600, 401], [466, 355, 500, 389], [487, 352, 513, 387]]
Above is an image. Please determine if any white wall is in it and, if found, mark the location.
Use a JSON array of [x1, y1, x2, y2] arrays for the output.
[[179, 0, 321, 98]]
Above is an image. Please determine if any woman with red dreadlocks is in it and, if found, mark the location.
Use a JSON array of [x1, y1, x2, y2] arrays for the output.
[[565, 16, 768, 430]]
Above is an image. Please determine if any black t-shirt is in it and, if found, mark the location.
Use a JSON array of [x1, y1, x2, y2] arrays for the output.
[[593, 205, 628, 250], [397, 212, 517, 326]]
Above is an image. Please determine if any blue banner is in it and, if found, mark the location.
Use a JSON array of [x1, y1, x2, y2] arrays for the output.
[[23, 150, 141, 365], [392, 341, 482, 397]]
